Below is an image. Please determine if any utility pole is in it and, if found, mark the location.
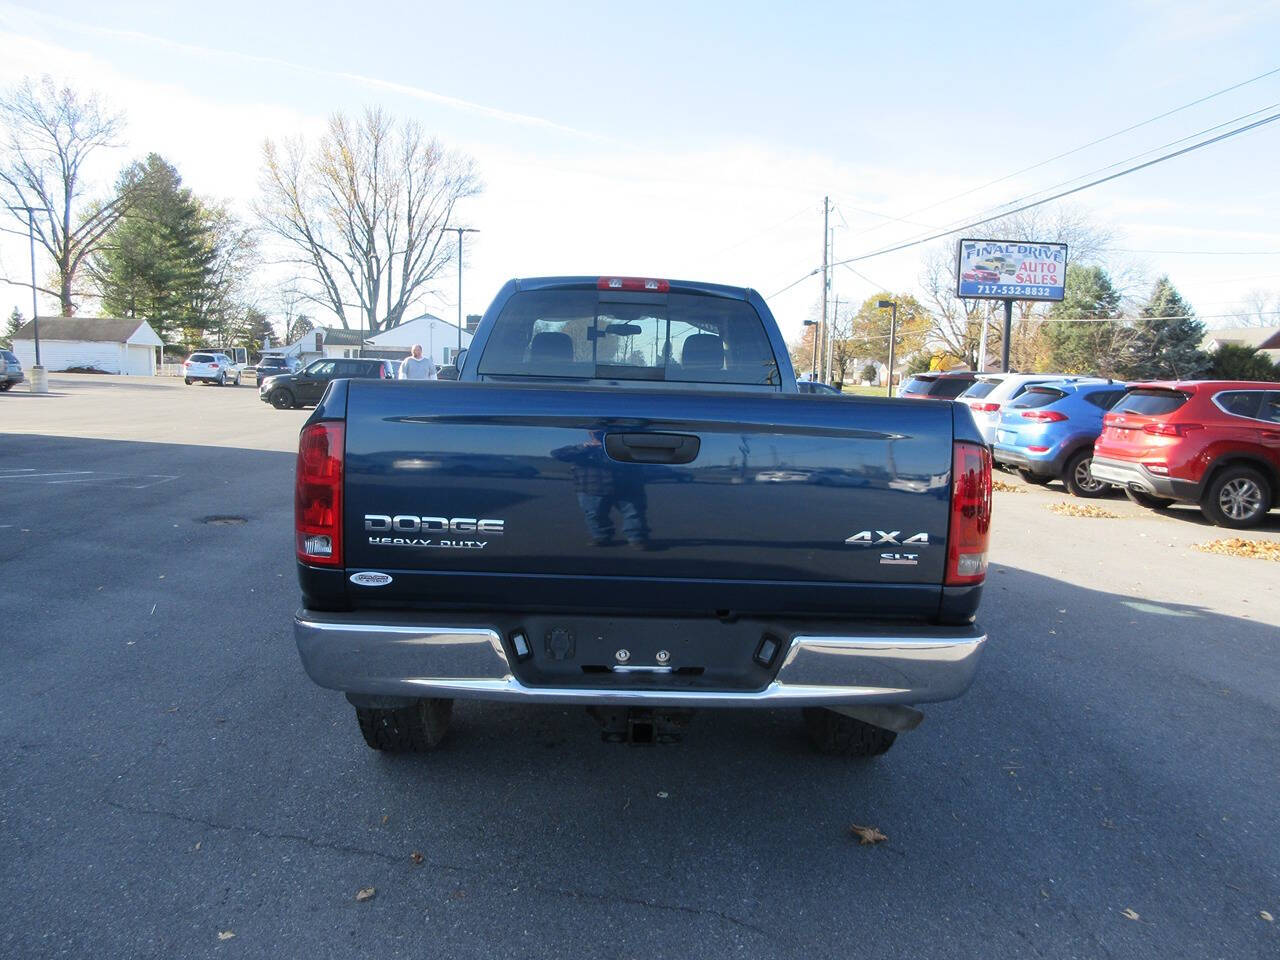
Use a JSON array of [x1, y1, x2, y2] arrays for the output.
[[1001, 299, 1014, 372], [7, 204, 46, 392], [878, 299, 898, 398], [828, 294, 839, 386], [447, 226, 479, 360], [819, 196, 829, 382]]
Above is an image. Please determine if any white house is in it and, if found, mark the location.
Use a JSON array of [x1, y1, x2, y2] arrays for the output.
[[364, 313, 472, 366], [1202, 326, 1280, 365], [12, 316, 164, 376]]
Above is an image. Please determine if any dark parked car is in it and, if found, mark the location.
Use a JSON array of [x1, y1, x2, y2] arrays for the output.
[[898, 370, 978, 400], [259, 357, 392, 409], [797, 379, 841, 395], [254, 354, 299, 387]]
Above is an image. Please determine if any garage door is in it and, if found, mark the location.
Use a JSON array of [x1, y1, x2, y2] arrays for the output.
[[124, 344, 155, 376]]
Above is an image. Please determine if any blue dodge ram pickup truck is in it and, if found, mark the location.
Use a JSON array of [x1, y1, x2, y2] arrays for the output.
[[293, 276, 991, 756]]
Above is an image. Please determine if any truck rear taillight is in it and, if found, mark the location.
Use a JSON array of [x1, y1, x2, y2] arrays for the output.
[[296, 421, 344, 567], [1020, 410, 1066, 422], [946, 442, 991, 587], [597, 276, 670, 292]]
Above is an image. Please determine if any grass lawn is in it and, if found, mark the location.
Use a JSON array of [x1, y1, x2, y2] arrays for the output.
[[838, 384, 890, 397]]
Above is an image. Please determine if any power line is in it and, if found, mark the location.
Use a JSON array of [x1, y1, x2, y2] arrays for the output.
[[843, 65, 1280, 242], [831, 110, 1280, 269], [845, 104, 1279, 267], [1114, 248, 1280, 255], [989, 101, 1280, 216], [768, 267, 821, 299]]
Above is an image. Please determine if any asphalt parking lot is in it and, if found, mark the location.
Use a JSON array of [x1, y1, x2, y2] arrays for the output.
[[2, 374, 1277, 959]]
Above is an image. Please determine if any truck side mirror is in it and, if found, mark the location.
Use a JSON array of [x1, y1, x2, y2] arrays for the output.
[[453, 348, 468, 372]]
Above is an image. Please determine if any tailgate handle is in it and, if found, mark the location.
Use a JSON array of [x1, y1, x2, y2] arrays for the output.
[[605, 432, 700, 464]]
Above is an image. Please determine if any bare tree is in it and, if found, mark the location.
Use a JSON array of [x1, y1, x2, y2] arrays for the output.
[[257, 108, 481, 335], [1235, 288, 1277, 327], [0, 76, 136, 315], [918, 203, 1117, 368]]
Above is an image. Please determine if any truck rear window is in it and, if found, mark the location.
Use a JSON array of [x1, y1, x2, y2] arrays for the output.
[[477, 290, 780, 385], [1112, 389, 1188, 416]]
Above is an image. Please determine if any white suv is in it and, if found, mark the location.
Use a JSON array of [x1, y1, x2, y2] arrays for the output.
[[183, 351, 242, 386], [960, 373, 1103, 444]]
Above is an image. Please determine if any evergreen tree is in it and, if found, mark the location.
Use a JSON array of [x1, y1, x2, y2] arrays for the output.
[[1, 306, 22, 348], [1207, 343, 1278, 381], [1120, 276, 1208, 380], [1045, 265, 1128, 375], [90, 154, 210, 340], [288, 314, 315, 343]]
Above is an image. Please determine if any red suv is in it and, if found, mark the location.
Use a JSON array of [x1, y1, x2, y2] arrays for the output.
[[1090, 381, 1280, 528]]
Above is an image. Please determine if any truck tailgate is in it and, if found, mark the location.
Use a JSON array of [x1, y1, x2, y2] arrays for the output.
[[341, 380, 956, 617]]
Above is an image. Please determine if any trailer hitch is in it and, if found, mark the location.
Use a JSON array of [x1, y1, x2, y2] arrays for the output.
[[587, 707, 695, 744]]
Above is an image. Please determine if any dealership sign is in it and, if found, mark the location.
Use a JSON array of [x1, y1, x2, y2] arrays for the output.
[[956, 239, 1068, 301]]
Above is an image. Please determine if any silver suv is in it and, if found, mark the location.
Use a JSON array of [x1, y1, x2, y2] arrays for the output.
[[0, 349, 23, 391], [183, 351, 241, 386]]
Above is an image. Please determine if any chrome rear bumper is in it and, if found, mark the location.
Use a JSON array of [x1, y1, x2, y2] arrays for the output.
[[294, 610, 986, 708]]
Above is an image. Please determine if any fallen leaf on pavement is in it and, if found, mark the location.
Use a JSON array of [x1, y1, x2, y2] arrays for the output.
[[1195, 538, 1280, 563], [1049, 503, 1122, 519], [849, 824, 888, 845], [410, 851, 424, 865], [355, 887, 376, 902], [1121, 908, 1140, 921], [217, 931, 235, 941], [991, 479, 1022, 493], [1261, 910, 1274, 923], [381, 815, 389, 825]]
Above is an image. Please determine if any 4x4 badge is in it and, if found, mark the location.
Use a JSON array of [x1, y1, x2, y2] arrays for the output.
[[845, 531, 929, 546]]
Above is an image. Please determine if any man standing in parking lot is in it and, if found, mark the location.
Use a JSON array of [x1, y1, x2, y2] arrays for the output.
[[398, 344, 437, 380]]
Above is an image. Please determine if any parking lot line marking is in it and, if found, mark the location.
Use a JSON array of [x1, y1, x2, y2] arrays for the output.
[[0, 471, 180, 488], [0, 471, 96, 481]]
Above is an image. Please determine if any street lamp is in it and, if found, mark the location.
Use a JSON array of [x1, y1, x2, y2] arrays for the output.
[[878, 299, 897, 398], [803, 319, 819, 380], [447, 226, 479, 361], [7, 204, 46, 393]]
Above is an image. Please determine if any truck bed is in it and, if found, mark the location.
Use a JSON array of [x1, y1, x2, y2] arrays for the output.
[[326, 379, 966, 621]]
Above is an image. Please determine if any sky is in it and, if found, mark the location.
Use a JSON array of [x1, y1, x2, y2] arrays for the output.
[[2, 0, 1279, 345]]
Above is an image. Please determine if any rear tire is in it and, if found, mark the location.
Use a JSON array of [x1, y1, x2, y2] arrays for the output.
[[216, 372, 226, 386], [184, 378, 192, 385], [1063, 449, 1110, 498], [1124, 488, 1174, 510], [1017, 468, 1051, 485], [803, 708, 897, 757], [1201, 466, 1271, 529], [356, 698, 453, 752], [269, 387, 295, 409], [234, 372, 242, 386]]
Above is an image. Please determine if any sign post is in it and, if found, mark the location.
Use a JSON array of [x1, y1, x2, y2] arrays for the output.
[[956, 239, 1068, 372]]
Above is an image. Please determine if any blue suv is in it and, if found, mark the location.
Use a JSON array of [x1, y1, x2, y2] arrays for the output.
[[991, 380, 1128, 497]]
